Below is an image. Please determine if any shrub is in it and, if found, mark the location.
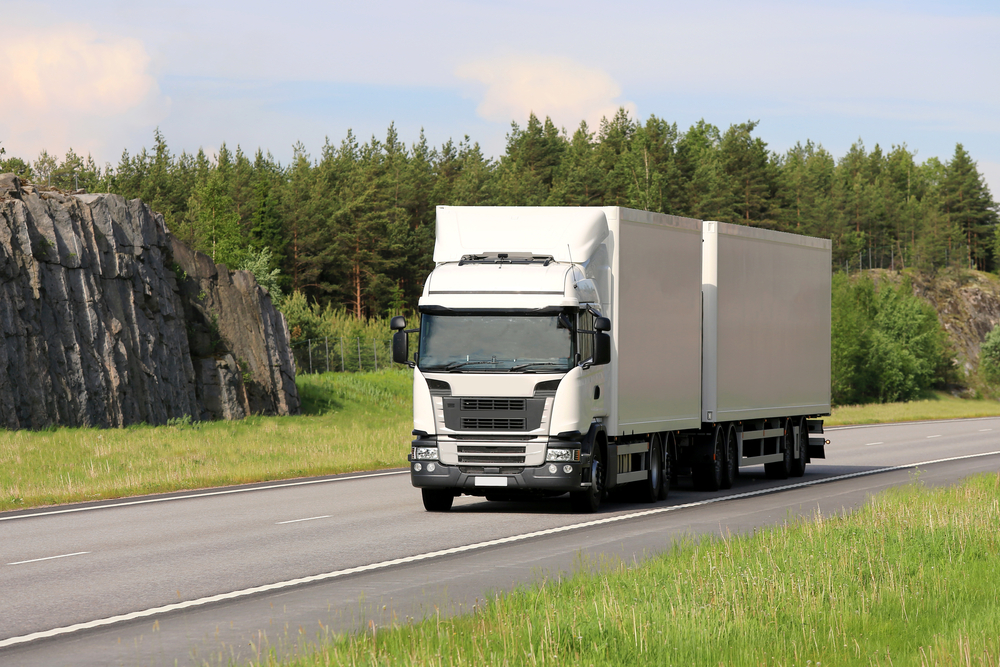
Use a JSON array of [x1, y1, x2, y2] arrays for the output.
[[980, 323, 1000, 385], [832, 274, 950, 405]]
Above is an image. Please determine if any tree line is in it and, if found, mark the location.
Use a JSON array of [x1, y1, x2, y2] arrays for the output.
[[2, 111, 997, 320]]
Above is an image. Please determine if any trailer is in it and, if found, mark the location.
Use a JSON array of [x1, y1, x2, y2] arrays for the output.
[[392, 206, 831, 512]]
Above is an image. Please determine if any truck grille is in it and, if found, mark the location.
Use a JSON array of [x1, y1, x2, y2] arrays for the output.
[[461, 418, 526, 431], [442, 396, 545, 432], [457, 445, 527, 454], [458, 455, 526, 464], [461, 398, 526, 411], [457, 444, 527, 465]]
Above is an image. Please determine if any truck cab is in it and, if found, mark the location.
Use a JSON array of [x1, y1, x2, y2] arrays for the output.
[[393, 207, 614, 512]]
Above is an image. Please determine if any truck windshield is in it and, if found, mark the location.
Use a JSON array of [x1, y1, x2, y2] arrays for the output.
[[418, 313, 574, 372]]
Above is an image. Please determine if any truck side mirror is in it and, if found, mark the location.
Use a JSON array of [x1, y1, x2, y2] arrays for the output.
[[390, 316, 406, 331], [392, 331, 410, 365], [594, 317, 611, 332], [593, 332, 611, 366]]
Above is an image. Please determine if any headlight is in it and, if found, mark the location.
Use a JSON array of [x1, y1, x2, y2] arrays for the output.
[[546, 448, 578, 462], [413, 447, 439, 460]]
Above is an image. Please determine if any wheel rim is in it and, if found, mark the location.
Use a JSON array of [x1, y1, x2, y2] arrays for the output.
[[591, 454, 603, 499]]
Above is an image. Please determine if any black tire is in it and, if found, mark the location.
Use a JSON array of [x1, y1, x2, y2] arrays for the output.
[[765, 420, 794, 479], [720, 424, 738, 490], [659, 433, 673, 500], [638, 435, 662, 503], [422, 488, 454, 512], [790, 417, 808, 478], [571, 446, 605, 513], [695, 426, 724, 491]]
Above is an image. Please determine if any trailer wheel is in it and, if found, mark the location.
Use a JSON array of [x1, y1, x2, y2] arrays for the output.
[[571, 446, 605, 513], [422, 488, 454, 512], [790, 417, 808, 477], [765, 420, 794, 479], [695, 426, 724, 491], [638, 434, 663, 503], [720, 424, 738, 490], [659, 433, 674, 500]]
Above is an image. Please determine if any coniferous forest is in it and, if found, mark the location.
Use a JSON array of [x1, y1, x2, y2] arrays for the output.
[[3, 110, 1000, 404], [2, 110, 997, 322]]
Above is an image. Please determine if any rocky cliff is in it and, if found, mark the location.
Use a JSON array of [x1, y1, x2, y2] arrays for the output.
[[0, 173, 298, 429]]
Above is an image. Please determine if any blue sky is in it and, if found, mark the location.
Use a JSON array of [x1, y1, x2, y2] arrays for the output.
[[2, 0, 998, 195]]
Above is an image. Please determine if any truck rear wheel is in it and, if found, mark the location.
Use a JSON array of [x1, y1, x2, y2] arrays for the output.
[[695, 426, 724, 491], [571, 447, 604, 513], [659, 433, 674, 500], [720, 424, 738, 490], [790, 417, 808, 477], [765, 420, 794, 479], [422, 488, 454, 512], [638, 434, 663, 503]]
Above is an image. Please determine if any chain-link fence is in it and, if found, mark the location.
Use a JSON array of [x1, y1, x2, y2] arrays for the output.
[[291, 336, 406, 374]]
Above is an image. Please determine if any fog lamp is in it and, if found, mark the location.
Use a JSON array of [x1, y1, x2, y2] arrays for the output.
[[548, 464, 558, 474], [563, 465, 573, 474], [413, 462, 422, 472], [427, 462, 436, 472]]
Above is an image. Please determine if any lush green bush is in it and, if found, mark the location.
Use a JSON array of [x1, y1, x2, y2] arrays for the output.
[[831, 273, 951, 404], [281, 292, 414, 372], [980, 323, 1000, 385]]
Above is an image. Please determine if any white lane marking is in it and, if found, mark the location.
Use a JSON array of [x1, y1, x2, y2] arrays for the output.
[[927, 435, 941, 439], [2, 448, 999, 650], [0, 470, 409, 522], [980, 429, 993, 432], [8, 552, 90, 566], [828, 416, 1000, 431], [864, 442, 884, 446], [276, 515, 330, 525]]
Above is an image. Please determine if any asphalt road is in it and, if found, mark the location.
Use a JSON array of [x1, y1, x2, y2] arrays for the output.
[[1, 417, 999, 666]]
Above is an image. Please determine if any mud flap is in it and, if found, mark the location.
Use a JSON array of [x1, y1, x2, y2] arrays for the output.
[[806, 419, 827, 459]]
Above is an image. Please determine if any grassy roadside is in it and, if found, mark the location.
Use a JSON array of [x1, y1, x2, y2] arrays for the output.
[[827, 390, 1000, 426], [266, 473, 1000, 666], [0, 371, 412, 512], [3, 373, 1000, 513]]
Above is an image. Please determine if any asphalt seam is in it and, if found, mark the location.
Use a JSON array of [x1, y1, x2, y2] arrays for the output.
[[3, 448, 998, 649]]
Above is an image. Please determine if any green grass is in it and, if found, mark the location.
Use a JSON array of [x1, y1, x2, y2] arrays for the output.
[[3, 371, 1000, 513], [828, 390, 1000, 426], [0, 370, 412, 512], [263, 473, 1000, 666]]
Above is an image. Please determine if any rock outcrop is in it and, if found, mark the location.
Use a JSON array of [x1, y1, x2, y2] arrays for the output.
[[908, 270, 1000, 376], [0, 173, 298, 429]]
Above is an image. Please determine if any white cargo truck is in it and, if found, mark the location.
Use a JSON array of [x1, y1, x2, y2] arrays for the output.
[[391, 206, 831, 512]]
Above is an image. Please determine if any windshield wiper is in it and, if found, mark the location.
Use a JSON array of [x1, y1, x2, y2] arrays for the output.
[[444, 359, 500, 371], [508, 362, 567, 372]]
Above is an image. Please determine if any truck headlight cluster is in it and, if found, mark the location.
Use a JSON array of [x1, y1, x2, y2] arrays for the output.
[[545, 449, 579, 462], [413, 447, 439, 460]]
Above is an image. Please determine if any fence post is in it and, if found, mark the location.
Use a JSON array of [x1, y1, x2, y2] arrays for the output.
[[373, 338, 378, 371], [308, 338, 313, 374], [325, 337, 329, 373], [340, 337, 345, 372]]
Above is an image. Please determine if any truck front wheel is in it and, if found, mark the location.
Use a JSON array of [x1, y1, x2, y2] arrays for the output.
[[422, 488, 455, 512], [638, 435, 663, 503], [570, 447, 605, 513]]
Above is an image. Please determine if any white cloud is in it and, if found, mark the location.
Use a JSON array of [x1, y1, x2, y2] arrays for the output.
[[0, 22, 166, 163], [456, 56, 636, 133]]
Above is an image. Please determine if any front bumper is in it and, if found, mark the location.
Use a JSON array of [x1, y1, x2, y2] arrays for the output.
[[408, 435, 587, 493], [410, 460, 585, 493]]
